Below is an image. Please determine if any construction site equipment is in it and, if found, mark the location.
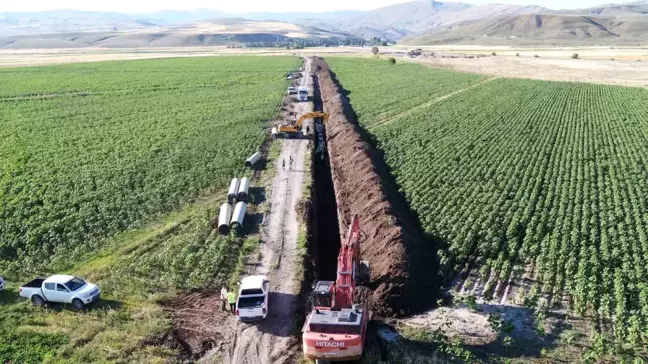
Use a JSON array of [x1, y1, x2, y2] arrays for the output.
[[230, 201, 247, 229], [238, 177, 250, 201], [245, 152, 262, 168], [298, 86, 309, 102], [218, 203, 233, 235], [302, 215, 369, 362], [228, 178, 240, 203], [276, 112, 329, 138]]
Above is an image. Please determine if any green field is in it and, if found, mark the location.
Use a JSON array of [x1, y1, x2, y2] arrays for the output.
[[0, 56, 296, 277], [0, 56, 295, 363], [329, 57, 648, 354]]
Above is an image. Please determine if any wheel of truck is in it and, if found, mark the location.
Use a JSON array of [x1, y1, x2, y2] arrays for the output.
[[31, 295, 45, 307], [72, 299, 85, 310]]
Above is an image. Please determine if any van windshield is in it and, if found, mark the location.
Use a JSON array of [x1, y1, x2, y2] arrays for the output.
[[238, 296, 264, 308]]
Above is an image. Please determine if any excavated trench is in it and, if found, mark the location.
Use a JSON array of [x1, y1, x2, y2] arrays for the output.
[[312, 57, 438, 317], [310, 73, 342, 281]]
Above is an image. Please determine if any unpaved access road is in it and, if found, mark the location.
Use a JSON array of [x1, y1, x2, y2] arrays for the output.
[[218, 57, 314, 364]]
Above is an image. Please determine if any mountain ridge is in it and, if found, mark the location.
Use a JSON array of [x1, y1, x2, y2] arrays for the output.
[[1, 1, 647, 47]]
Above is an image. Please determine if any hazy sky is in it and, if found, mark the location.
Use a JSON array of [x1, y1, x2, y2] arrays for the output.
[[0, 0, 611, 13]]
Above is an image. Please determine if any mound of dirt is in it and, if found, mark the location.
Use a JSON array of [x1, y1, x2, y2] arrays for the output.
[[162, 291, 235, 359], [312, 57, 438, 317]]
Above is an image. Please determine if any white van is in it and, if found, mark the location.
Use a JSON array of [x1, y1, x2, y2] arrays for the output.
[[298, 87, 308, 102], [236, 275, 269, 322]]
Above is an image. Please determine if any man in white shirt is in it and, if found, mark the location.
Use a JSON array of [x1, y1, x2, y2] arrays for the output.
[[220, 287, 228, 311]]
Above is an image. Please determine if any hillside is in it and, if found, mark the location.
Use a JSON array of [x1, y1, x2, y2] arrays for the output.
[[402, 13, 648, 45], [0, 19, 362, 49]]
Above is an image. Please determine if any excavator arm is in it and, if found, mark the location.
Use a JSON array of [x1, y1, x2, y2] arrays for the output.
[[334, 215, 361, 310], [295, 112, 329, 128]]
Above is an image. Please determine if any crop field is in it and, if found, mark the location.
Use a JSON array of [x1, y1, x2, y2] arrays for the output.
[[329, 57, 648, 349], [0, 56, 296, 362], [0, 56, 296, 277]]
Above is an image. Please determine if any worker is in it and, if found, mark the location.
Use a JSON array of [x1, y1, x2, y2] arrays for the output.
[[306, 126, 310, 135], [227, 290, 236, 314], [282, 159, 286, 170], [289, 156, 293, 170], [220, 287, 228, 311]]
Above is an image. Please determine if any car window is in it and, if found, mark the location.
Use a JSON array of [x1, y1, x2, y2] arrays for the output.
[[56, 284, 69, 292], [44, 282, 55, 290]]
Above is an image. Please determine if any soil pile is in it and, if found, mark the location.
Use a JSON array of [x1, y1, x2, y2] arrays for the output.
[[312, 57, 437, 316]]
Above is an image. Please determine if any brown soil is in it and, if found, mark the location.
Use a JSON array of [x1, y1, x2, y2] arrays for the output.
[[312, 56, 437, 317], [161, 291, 236, 359]]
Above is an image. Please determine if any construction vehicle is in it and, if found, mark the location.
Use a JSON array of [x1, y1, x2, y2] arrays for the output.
[[298, 86, 309, 101], [273, 111, 329, 138], [302, 215, 369, 363]]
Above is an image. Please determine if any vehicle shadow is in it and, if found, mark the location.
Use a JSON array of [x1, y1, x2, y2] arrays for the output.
[[0, 288, 21, 304], [46, 298, 123, 313], [239, 292, 298, 338]]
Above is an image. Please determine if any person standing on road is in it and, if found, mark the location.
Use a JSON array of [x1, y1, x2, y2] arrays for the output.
[[282, 159, 286, 170], [227, 290, 236, 314], [220, 287, 228, 311], [289, 156, 293, 170]]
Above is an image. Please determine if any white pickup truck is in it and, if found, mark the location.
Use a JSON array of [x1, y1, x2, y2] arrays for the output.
[[19, 275, 101, 310], [236, 275, 269, 322]]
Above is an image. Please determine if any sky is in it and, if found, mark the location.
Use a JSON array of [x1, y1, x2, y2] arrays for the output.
[[0, 0, 612, 13]]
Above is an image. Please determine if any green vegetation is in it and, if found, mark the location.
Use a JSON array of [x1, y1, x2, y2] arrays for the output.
[[328, 57, 648, 356], [0, 56, 296, 277], [0, 56, 297, 363]]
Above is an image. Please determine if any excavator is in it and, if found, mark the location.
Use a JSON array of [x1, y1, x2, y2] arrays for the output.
[[273, 111, 329, 138], [302, 215, 369, 363]]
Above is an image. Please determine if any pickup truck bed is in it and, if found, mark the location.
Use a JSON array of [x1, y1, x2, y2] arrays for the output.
[[22, 278, 44, 288]]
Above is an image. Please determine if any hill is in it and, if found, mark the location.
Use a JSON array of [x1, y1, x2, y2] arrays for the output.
[[0, 19, 362, 49], [402, 13, 648, 45]]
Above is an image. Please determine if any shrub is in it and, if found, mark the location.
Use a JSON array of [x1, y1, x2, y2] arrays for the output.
[[371, 46, 379, 55], [492, 52, 497, 56], [572, 53, 579, 59], [516, 53, 520, 57], [388, 57, 396, 65]]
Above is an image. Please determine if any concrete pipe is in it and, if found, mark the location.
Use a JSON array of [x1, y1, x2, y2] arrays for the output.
[[218, 203, 232, 235], [230, 201, 247, 230], [245, 152, 262, 168], [238, 177, 250, 201], [228, 178, 240, 203]]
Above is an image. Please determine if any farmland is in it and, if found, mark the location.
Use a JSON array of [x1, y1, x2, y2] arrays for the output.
[[328, 57, 648, 353], [0, 56, 296, 277], [0, 56, 296, 362]]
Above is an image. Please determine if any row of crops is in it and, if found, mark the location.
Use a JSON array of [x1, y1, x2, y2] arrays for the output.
[[0, 56, 298, 277], [328, 57, 648, 345]]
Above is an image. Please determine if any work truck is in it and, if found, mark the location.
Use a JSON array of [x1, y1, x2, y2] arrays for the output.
[[236, 275, 269, 322], [19, 275, 101, 310]]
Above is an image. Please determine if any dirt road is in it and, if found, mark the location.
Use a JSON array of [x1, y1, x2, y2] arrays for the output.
[[224, 58, 314, 364]]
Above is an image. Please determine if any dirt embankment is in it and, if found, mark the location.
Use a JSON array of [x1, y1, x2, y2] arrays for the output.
[[312, 56, 437, 317]]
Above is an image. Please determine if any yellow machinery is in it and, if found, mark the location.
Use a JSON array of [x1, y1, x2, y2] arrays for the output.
[[275, 112, 329, 138]]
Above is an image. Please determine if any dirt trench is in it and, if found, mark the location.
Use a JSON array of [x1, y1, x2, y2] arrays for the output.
[[312, 56, 438, 317]]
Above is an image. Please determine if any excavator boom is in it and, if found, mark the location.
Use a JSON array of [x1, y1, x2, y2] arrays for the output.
[[334, 215, 361, 310]]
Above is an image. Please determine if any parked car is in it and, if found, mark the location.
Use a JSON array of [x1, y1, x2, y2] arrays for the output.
[[287, 86, 297, 95], [19, 275, 100, 310], [0, 277, 5, 291], [236, 275, 269, 322]]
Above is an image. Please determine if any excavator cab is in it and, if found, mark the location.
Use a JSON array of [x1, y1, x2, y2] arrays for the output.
[[312, 281, 334, 309]]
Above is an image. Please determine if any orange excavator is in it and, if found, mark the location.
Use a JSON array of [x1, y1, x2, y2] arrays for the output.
[[302, 215, 369, 363], [273, 111, 329, 138]]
